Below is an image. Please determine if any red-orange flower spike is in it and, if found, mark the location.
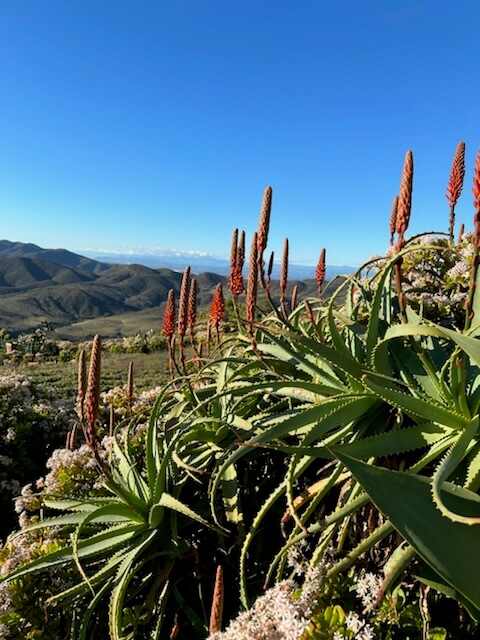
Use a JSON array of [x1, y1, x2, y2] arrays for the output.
[[210, 283, 225, 330], [447, 142, 466, 207], [473, 150, 480, 213], [315, 248, 326, 296], [162, 289, 176, 339]]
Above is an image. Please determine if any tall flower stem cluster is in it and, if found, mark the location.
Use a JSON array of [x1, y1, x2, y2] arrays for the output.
[[161, 266, 202, 376]]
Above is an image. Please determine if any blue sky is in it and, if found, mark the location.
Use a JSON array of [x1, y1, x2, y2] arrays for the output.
[[1, 1, 479, 267]]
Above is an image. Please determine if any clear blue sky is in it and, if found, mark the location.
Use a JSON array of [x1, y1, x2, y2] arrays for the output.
[[1, 1, 479, 266]]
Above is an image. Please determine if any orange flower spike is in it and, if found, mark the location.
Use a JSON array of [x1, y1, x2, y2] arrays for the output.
[[210, 283, 225, 330], [446, 142, 466, 208], [162, 289, 176, 340]]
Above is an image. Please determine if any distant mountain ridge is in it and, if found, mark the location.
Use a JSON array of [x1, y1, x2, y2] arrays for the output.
[[0, 240, 352, 338], [81, 249, 357, 281]]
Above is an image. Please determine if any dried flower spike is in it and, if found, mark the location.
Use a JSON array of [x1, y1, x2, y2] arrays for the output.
[[291, 284, 299, 311], [257, 186, 272, 256], [389, 195, 399, 245], [127, 361, 134, 413], [77, 348, 87, 421], [228, 229, 244, 298], [209, 565, 224, 633], [246, 231, 258, 324], [237, 230, 245, 270], [280, 238, 289, 316], [85, 334, 101, 446], [188, 277, 198, 334], [178, 266, 191, 340], [257, 186, 272, 282], [395, 150, 414, 246]]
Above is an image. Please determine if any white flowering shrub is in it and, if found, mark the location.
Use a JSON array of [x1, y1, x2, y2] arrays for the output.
[[363, 233, 474, 329], [0, 375, 75, 538]]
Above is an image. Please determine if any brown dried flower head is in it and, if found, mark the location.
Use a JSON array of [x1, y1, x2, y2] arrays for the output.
[[209, 565, 224, 633], [178, 266, 191, 339], [280, 238, 289, 296], [389, 195, 399, 245], [228, 229, 244, 298], [291, 284, 299, 311], [257, 186, 272, 263], [237, 230, 246, 270], [85, 334, 101, 443], [246, 232, 258, 323], [127, 361, 134, 407], [396, 150, 414, 239], [188, 278, 198, 333], [77, 348, 87, 420]]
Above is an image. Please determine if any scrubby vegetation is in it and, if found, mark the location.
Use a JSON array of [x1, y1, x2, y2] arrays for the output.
[[1, 143, 480, 639]]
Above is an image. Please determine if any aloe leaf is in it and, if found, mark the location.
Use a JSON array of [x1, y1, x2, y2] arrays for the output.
[[326, 520, 394, 578], [78, 579, 113, 640], [465, 443, 480, 491], [332, 451, 480, 610], [11, 510, 96, 535], [380, 543, 417, 598], [109, 530, 158, 640], [362, 374, 466, 429], [1, 524, 145, 583], [365, 257, 395, 364], [414, 563, 480, 622], [431, 416, 480, 524], [157, 492, 217, 531], [47, 548, 129, 604], [219, 462, 243, 525], [111, 424, 150, 503], [335, 422, 448, 460], [210, 395, 377, 517]]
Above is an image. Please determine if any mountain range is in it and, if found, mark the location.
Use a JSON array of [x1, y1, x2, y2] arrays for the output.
[[0, 240, 353, 339]]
